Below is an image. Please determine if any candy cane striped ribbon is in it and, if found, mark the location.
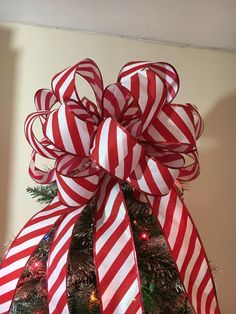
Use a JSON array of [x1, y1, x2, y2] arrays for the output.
[[94, 176, 144, 314], [47, 206, 84, 313], [0, 59, 220, 314], [147, 190, 220, 314], [0, 198, 68, 313]]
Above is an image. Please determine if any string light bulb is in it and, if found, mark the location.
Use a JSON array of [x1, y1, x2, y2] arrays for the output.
[[140, 231, 150, 241], [89, 291, 98, 303]]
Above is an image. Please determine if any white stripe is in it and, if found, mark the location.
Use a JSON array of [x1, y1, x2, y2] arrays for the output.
[[78, 62, 101, 78], [96, 182, 119, 231], [148, 158, 171, 195], [96, 211, 126, 254], [98, 118, 111, 171], [58, 105, 76, 154], [129, 164, 151, 194], [138, 71, 148, 115], [175, 106, 195, 138], [176, 217, 193, 271], [7, 236, 43, 258], [191, 259, 208, 312], [96, 175, 109, 212], [210, 295, 217, 314], [0, 300, 12, 314], [114, 85, 126, 109], [158, 111, 189, 143], [39, 90, 46, 110], [59, 70, 75, 102], [147, 124, 166, 141], [75, 117, 91, 155], [184, 238, 201, 291], [49, 93, 57, 107], [56, 179, 80, 206], [48, 251, 68, 290], [86, 174, 99, 184], [91, 83, 103, 99], [117, 124, 128, 164], [98, 226, 130, 280], [125, 107, 139, 115], [62, 304, 70, 314], [121, 77, 131, 90], [157, 191, 171, 227], [45, 112, 55, 144], [71, 90, 78, 101], [201, 279, 213, 314], [34, 205, 65, 219], [0, 278, 18, 296], [48, 225, 74, 273], [54, 208, 81, 241], [129, 121, 140, 138], [102, 252, 135, 310], [103, 99, 115, 116], [49, 277, 67, 313], [62, 176, 94, 200], [0, 257, 29, 279], [143, 75, 163, 131], [113, 279, 139, 314], [27, 116, 56, 159], [130, 144, 143, 175], [115, 127, 128, 178], [120, 62, 149, 81], [78, 70, 94, 79], [52, 67, 69, 89], [168, 197, 183, 249], [19, 217, 61, 238]]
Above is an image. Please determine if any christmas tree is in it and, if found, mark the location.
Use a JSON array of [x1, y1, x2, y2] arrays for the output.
[[10, 182, 192, 314], [0, 59, 220, 314]]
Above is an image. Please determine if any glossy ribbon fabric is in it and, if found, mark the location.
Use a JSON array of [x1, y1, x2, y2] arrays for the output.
[[0, 59, 220, 314]]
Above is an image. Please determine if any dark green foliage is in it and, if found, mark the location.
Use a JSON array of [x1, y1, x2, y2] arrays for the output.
[[10, 184, 193, 313], [26, 183, 57, 204]]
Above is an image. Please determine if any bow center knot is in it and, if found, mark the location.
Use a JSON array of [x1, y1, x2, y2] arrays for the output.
[[91, 117, 144, 180]]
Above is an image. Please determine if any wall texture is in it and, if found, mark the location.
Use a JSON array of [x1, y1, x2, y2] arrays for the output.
[[0, 22, 235, 313]]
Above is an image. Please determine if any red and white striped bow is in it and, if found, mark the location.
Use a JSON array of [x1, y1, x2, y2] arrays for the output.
[[0, 59, 220, 314]]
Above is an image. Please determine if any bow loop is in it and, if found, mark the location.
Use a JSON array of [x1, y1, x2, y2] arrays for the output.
[[45, 104, 96, 156], [103, 83, 143, 138], [34, 88, 57, 112], [127, 155, 179, 196], [118, 61, 179, 132], [51, 59, 103, 116]]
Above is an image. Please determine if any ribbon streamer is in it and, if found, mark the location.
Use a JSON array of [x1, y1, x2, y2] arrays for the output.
[[0, 59, 220, 314]]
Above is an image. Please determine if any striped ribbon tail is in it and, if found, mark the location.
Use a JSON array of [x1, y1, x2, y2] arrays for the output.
[[147, 190, 220, 314], [94, 176, 144, 314], [0, 197, 67, 314], [47, 206, 84, 314]]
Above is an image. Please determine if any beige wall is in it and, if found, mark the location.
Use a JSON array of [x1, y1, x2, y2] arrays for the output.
[[0, 22, 235, 313]]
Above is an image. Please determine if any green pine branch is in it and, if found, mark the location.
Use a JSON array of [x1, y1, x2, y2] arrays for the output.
[[26, 183, 57, 204]]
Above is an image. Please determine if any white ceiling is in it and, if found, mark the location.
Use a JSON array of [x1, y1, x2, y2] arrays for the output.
[[0, 0, 236, 52]]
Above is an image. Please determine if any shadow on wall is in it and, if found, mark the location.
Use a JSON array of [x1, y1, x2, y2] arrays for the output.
[[186, 93, 236, 314], [0, 27, 17, 256]]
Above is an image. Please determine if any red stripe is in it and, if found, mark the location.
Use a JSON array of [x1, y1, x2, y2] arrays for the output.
[[103, 266, 138, 314], [172, 207, 188, 259], [99, 239, 133, 294], [56, 174, 88, 205], [108, 118, 119, 170], [180, 231, 197, 278], [95, 195, 122, 240], [162, 192, 177, 238], [96, 218, 128, 266], [196, 272, 211, 314]]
